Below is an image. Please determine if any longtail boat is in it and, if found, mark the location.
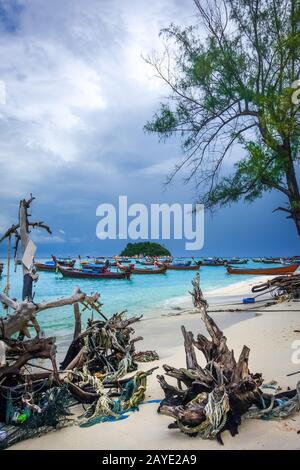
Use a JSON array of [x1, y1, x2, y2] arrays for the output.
[[261, 257, 282, 264], [80, 259, 119, 267], [117, 262, 167, 274], [227, 264, 299, 275], [34, 256, 76, 271], [196, 258, 225, 266], [225, 258, 248, 264], [156, 261, 199, 271], [58, 265, 131, 280], [53, 256, 76, 266], [136, 259, 154, 266], [80, 259, 105, 266], [34, 261, 56, 271]]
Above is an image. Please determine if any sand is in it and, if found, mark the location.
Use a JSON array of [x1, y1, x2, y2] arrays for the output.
[[11, 276, 300, 450]]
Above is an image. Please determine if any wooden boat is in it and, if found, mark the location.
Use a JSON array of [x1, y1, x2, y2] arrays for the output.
[[261, 258, 282, 264], [227, 264, 299, 275], [117, 257, 131, 263], [58, 265, 131, 280], [80, 259, 119, 267], [34, 261, 57, 271], [117, 262, 167, 274], [79, 263, 106, 271], [34, 256, 76, 271], [252, 258, 262, 263], [80, 259, 105, 266], [53, 256, 76, 266], [196, 258, 225, 266], [225, 258, 248, 264], [136, 259, 154, 266], [157, 261, 199, 271]]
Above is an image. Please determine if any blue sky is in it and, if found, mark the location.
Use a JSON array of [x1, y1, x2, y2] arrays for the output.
[[0, 0, 299, 257]]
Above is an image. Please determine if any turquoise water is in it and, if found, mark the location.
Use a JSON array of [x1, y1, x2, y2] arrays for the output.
[[0, 258, 284, 339]]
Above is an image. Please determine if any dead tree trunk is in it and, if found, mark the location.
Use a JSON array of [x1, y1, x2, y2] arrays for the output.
[[19, 198, 31, 276], [73, 303, 81, 340], [158, 273, 264, 444], [0, 195, 52, 303], [0, 288, 100, 339]]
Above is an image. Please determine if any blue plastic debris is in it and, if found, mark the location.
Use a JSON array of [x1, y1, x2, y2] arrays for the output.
[[243, 297, 255, 304]]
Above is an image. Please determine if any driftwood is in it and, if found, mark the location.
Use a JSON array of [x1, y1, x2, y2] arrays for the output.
[[0, 288, 100, 339], [252, 273, 300, 299], [0, 302, 158, 449], [0, 337, 57, 378], [0, 197, 159, 449], [157, 273, 299, 444]]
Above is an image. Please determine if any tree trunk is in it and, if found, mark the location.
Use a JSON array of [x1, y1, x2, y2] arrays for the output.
[[0, 288, 100, 339], [19, 199, 31, 275], [283, 142, 300, 235]]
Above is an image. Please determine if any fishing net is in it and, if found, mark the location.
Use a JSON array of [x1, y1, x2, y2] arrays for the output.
[[0, 385, 73, 449]]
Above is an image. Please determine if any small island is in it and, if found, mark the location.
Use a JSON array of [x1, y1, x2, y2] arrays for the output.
[[120, 242, 171, 257]]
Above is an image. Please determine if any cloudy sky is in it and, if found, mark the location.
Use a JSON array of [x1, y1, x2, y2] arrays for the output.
[[0, 0, 298, 257]]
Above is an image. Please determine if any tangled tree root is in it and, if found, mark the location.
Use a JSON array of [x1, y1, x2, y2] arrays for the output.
[[158, 273, 300, 445]]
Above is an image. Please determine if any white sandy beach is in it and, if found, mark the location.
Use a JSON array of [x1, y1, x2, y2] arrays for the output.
[[11, 276, 300, 450]]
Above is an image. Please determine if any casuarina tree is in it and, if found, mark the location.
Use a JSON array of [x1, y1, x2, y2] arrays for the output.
[[145, 0, 300, 234]]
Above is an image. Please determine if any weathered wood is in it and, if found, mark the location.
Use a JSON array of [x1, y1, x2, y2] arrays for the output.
[[19, 198, 32, 275], [0, 337, 57, 377], [0, 288, 100, 339], [181, 326, 199, 370], [73, 302, 81, 340], [232, 346, 250, 383], [158, 274, 264, 443], [64, 346, 87, 370]]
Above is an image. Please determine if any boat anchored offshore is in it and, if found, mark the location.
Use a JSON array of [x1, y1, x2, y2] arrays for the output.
[[227, 264, 299, 275], [225, 258, 248, 264], [156, 261, 199, 271], [116, 261, 167, 275], [136, 259, 155, 266], [34, 256, 76, 271], [195, 258, 225, 266], [58, 265, 131, 280]]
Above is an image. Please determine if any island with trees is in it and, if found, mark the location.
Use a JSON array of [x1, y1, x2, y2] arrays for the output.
[[120, 242, 171, 257]]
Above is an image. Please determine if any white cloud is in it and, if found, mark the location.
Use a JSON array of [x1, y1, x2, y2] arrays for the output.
[[31, 230, 65, 244], [0, 0, 197, 236]]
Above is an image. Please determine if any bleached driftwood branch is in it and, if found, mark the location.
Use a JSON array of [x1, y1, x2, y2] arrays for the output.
[[0, 288, 100, 339]]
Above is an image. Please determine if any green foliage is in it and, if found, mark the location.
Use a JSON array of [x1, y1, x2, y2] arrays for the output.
[[144, 104, 177, 137], [145, 0, 300, 230], [120, 242, 171, 257], [204, 144, 286, 208]]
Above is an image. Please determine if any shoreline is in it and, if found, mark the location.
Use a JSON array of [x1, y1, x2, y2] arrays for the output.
[[159, 274, 274, 317], [11, 275, 300, 450]]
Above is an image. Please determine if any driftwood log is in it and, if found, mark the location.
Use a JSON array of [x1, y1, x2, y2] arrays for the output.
[[158, 273, 295, 444], [0, 288, 100, 339], [252, 273, 300, 299], [0, 197, 159, 449]]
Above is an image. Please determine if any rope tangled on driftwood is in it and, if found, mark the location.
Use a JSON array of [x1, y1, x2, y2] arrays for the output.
[[157, 274, 300, 445], [79, 368, 157, 427], [252, 274, 300, 299], [245, 381, 300, 420], [0, 300, 159, 447], [177, 387, 230, 439]]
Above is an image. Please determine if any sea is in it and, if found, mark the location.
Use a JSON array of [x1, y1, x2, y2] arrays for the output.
[[0, 257, 281, 341]]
